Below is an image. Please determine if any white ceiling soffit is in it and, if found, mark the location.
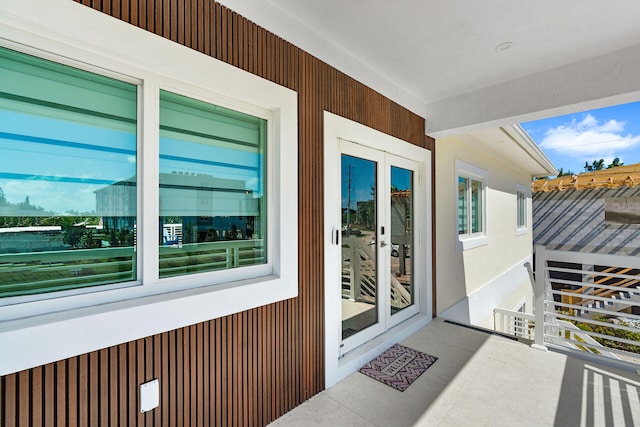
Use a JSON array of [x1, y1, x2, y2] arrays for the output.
[[218, 0, 640, 135], [456, 125, 558, 177]]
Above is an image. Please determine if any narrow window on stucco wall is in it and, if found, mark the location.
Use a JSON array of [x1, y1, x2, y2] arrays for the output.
[[456, 159, 488, 250], [516, 184, 529, 235]]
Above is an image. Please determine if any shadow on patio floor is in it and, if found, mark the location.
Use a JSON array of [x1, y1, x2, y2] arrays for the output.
[[270, 318, 640, 426]]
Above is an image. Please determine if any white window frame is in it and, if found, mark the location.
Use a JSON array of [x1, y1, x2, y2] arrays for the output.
[[515, 184, 529, 236], [455, 159, 488, 251], [0, 0, 298, 376]]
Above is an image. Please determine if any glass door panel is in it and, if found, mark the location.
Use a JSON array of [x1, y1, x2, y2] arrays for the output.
[[390, 166, 414, 315], [337, 144, 421, 353], [341, 154, 378, 340]]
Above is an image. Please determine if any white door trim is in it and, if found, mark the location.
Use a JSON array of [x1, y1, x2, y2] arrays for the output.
[[323, 111, 433, 388]]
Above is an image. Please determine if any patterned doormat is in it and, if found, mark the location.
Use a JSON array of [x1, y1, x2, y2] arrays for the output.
[[358, 344, 438, 392]]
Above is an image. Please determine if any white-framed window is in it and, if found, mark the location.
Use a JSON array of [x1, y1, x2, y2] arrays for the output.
[[516, 184, 528, 235], [0, 0, 298, 376], [0, 45, 140, 299], [455, 159, 488, 250], [157, 89, 268, 279]]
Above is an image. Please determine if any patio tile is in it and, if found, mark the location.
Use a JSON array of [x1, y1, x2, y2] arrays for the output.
[[268, 394, 375, 427], [268, 318, 640, 427], [324, 371, 430, 427], [401, 346, 473, 399], [432, 395, 545, 427], [548, 387, 585, 426], [402, 319, 491, 353], [484, 338, 569, 379]]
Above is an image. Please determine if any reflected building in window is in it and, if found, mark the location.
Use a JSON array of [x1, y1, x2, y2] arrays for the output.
[[95, 172, 260, 244]]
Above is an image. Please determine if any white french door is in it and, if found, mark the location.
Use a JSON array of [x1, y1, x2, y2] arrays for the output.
[[323, 112, 432, 387], [335, 140, 420, 355]]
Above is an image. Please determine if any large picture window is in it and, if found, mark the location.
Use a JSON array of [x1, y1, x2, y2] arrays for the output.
[[456, 160, 488, 250], [0, 1, 297, 376], [158, 91, 267, 278], [0, 46, 137, 298], [0, 46, 280, 299]]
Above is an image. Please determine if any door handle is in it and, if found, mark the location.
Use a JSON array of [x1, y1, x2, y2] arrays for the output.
[[332, 228, 340, 245], [380, 241, 388, 247]]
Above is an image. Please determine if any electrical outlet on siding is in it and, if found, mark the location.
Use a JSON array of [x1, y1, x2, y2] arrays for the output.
[[140, 379, 159, 413]]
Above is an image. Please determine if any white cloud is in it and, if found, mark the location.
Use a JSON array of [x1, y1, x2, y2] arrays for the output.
[[539, 114, 640, 161]]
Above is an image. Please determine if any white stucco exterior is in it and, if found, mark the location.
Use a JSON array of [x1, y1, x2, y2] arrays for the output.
[[435, 127, 553, 328]]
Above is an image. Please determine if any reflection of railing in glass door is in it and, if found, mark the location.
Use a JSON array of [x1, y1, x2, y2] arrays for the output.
[[391, 275, 411, 309], [342, 236, 376, 302], [341, 236, 410, 309]]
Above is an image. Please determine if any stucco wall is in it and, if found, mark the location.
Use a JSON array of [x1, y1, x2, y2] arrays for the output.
[[436, 135, 534, 326], [533, 186, 640, 255]]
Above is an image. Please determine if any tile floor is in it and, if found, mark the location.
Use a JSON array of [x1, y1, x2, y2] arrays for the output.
[[269, 318, 640, 426]]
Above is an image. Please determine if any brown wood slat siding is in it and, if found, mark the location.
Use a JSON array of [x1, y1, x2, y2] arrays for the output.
[[0, 1, 434, 425]]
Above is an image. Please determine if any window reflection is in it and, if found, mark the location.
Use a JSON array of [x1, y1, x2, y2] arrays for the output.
[[390, 166, 413, 314]]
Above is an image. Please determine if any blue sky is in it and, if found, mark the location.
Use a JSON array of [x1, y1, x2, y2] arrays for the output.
[[521, 101, 640, 175], [0, 110, 136, 215], [0, 109, 260, 216], [341, 155, 412, 209]]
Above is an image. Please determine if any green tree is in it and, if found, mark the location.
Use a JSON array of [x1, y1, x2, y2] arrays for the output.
[[607, 157, 624, 169], [183, 224, 195, 244], [109, 229, 119, 247], [204, 228, 219, 242], [63, 226, 84, 248], [583, 157, 624, 172], [225, 223, 239, 240], [584, 159, 605, 172], [80, 230, 96, 249], [556, 167, 574, 177], [117, 229, 132, 247]]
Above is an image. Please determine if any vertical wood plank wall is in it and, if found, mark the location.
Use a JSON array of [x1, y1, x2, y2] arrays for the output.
[[0, 1, 435, 425]]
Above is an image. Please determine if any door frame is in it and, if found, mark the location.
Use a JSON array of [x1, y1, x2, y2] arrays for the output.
[[323, 111, 433, 387]]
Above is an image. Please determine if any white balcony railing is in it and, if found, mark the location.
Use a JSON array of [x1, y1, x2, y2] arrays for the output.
[[532, 245, 640, 365], [494, 308, 535, 340]]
